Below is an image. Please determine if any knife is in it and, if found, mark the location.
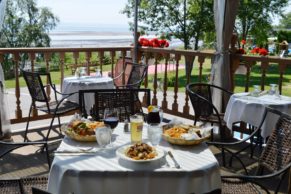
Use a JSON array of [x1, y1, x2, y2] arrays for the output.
[[167, 151, 181, 169]]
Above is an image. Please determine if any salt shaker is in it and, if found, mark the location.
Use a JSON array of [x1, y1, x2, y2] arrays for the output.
[[124, 119, 129, 132]]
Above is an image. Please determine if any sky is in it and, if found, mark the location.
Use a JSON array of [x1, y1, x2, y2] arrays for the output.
[[38, 0, 291, 29], [37, 0, 130, 27]]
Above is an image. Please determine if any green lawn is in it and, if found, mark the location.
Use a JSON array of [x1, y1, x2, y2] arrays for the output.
[[4, 60, 291, 97]]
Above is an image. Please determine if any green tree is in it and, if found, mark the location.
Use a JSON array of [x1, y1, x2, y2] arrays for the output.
[[122, 0, 214, 50], [278, 11, 291, 29], [0, 0, 59, 78], [236, 0, 288, 46], [0, 0, 59, 48]]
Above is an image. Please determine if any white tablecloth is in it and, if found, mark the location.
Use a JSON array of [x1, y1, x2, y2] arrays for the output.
[[48, 124, 221, 194], [62, 76, 114, 113], [224, 93, 291, 139]]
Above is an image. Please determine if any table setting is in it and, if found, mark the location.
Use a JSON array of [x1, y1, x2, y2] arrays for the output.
[[62, 71, 115, 114], [224, 84, 291, 139], [48, 106, 221, 194], [48, 104, 221, 194]]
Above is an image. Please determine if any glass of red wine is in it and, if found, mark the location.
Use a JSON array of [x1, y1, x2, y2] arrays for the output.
[[103, 108, 119, 130]]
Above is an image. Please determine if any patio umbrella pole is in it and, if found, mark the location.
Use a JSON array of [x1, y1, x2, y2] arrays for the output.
[[133, 0, 139, 63]]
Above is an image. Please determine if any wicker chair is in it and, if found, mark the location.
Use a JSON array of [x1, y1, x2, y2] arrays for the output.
[[22, 70, 79, 142], [209, 107, 291, 194], [0, 176, 50, 194], [113, 61, 148, 89], [111, 57, 132, 85], [79, 88, 151, 121]]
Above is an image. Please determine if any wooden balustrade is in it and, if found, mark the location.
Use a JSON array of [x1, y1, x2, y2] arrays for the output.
[[0, 46, 291, 125]]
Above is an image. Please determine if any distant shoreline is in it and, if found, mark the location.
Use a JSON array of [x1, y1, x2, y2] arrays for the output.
[[50, 31, 132, 36]]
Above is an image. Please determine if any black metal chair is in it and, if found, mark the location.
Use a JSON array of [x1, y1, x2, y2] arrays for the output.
[[113, 61, 148, 89], [186, 83, 233, 139], [79, 88, 151, 121], [0, 176, 50, 194], [22, 70, 79, 142], [209, 107, 291, 194], [186, 83, 258, 166]]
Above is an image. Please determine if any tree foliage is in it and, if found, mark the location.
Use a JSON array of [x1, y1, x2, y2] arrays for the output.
[[278, 11, 291, 29], [0, 0, 59, 48], [122, 0, 214, 50], [236, 0, 288, 45]]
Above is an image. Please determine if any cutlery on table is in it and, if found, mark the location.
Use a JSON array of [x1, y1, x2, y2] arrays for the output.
[[167, 151, 181, 169]]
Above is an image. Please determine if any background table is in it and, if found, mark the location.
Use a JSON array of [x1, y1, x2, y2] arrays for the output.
[[48, 124, 221, 194], [62, 76, 114, 113], [224, 93, 291, 139]]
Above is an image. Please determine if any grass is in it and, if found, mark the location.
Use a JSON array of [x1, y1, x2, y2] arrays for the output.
[[3, 59, 291, 96]]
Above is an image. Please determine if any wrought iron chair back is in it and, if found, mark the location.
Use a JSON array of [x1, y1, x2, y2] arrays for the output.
[[79, 88, 151, 121], [21, 70, 79, 141]]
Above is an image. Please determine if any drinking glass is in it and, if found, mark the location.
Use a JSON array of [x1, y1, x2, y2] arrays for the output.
[[95, 125, 112, 148], [80, 67, 87, 77], [269, 84, 278, 95], [130, 114, 144, 143], [251, 85, 260, 97], [103, 108, 119, 130], [95, 68, 102, 77], [147, 123, 162, 146]]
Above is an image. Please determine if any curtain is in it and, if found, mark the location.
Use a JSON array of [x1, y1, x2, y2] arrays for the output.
[[0, 0, 11, 139], [210, 0, 239, 112]]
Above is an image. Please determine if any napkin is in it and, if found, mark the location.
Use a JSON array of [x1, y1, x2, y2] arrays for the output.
[[181, 133, 200, 140]]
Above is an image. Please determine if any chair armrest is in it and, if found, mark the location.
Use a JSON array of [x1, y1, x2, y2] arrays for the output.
[[0, 141, 48, 158], [206, 126, 260, 147], [222, 162, 291, 180]]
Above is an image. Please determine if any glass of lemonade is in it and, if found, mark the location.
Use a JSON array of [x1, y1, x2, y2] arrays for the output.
[[130, 114, 144, 143]]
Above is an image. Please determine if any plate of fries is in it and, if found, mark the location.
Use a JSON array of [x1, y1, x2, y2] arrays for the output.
[[162, 124, 211, 146]]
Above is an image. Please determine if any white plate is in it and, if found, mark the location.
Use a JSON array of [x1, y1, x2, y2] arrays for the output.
[[116, 145, 165, 162]]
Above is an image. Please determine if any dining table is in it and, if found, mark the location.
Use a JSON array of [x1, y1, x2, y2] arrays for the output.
[[62, 76, 115, 113], [47, 123, 221, 194], [224, 92, 291, 139]]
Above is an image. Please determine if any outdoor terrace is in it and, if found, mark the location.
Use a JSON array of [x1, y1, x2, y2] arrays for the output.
[[0, 46, 291, 193]]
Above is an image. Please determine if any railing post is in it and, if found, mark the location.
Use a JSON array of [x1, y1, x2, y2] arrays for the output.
[[183, 55, 194, 115], [142, 53, 150, 105], [44, 53, 51, 101], [151, 52, 159, 105], [278, 62, 286, 95], [198, 55, 205, 82], [85, 52, 92, 75], [260, 60, 269, 91], [59, 52, 65, 91], [162, 53, 169, 110], [29, 53, 39, 117], [110, 51, 115, 77], [98, 51, 104, 75], [13, 53, 22, 119], [73, 52, 79, 75], [172, 54, 181, 113]]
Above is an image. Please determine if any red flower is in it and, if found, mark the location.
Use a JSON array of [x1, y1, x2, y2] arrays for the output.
[[138, 37, 170, 48], [251, 47, 260, 54], [241, 39, 246, 45], [259, 48, 268, 56], [236, 48, 246, 54]]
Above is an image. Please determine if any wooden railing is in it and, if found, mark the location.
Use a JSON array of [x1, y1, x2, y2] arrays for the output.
[[0, 46, 291, 125]]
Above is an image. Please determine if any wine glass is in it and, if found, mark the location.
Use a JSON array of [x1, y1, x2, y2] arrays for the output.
[[103, 108, 119, 130]]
